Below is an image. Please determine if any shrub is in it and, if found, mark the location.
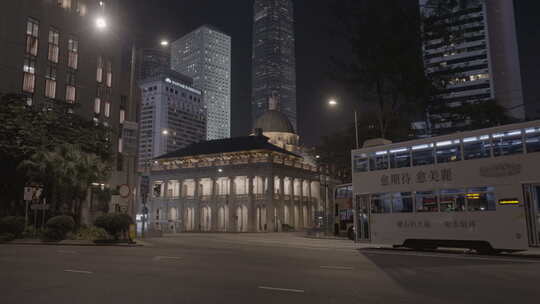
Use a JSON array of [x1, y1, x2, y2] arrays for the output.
[[75, 226, 110, 241], [41, 215, 75, 241], [0, 216, 25, 238], [94, 214, 133, 240], [42, 228, 65, 242], [46, 215, 75, 234], [0, 233, 16, 243]]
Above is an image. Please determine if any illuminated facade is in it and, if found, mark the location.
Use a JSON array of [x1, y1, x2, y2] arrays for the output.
[[252, 0, 297, 131], [138, 70, 206, 171], [420, 0, 528, 134], [171, 26, 231, 140], [148, 135, 322, 233]]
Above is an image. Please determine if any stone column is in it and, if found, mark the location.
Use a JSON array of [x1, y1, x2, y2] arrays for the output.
[[279, 176, 286, 231], [248, 176, 255, 232], [194, 178, 201, 231], [308, 179, 313, 227], [229, 176, 235, 232], [299, 179, 304, 229]]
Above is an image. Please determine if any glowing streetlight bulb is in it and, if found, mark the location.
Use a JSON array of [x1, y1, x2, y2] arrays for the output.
[[328, 99, 338, 106], [160, 40, 169, 47], [162, 129, 169, 135], [95, 17, 107, 30], [218, 168, 223, 173]]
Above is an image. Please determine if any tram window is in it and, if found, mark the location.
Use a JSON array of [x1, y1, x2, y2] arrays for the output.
[[353, 154, 369, 172], [415, 191, 438, 212], [439, 189, 466, 212], [467, 187, 496, 211], [463, 136, 491, 160], [390, 148, 411, 168], [525, 127, 540, 153], [392, 192, 413, 213], [412, 144, 435, 166], [371, 193, 391, 214], [493, 130, 523, 157], [436, 140, 462, 163], [369, 151, 389, 171]]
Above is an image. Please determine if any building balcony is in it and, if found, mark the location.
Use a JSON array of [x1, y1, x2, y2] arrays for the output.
[[284, 195, 291, 200], [254, 194, 265, 201]]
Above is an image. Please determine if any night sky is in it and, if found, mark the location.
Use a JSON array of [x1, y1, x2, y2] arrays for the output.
[[125, 0, 354, 146]]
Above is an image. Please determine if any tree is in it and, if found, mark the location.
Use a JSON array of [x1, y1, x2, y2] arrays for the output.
[[19, 144, 110, 224], [333, 0, 432, 139], [0, 94, 113, 218]]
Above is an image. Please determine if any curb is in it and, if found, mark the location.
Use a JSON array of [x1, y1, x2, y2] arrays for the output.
[[4, 241, 144, 247]]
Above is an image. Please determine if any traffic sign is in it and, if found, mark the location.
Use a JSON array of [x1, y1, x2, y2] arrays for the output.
[[24, 187, 43, 201], [119, 184, 131, 198]]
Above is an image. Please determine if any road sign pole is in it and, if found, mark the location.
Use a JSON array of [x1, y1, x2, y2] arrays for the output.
[[25, 200, 29, 228]]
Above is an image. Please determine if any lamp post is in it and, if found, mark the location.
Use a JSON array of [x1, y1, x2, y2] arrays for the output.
[[328, 99, 359, 150], [95, 16, 169, 228]]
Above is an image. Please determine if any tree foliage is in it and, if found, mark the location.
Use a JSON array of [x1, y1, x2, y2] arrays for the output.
[[333, 0, 432, 138], [0, 94, 113, 219]]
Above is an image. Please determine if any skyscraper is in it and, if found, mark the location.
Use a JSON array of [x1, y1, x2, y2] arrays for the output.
[[138, 48, 170, 81], [137, 70, 206, 171], [420, 0, 535, 134], [252, 0, 297, 131], [171, 25, 231, 140]]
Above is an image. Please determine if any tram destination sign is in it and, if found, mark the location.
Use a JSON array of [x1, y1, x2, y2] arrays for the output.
[[380, 168, 453, 187]]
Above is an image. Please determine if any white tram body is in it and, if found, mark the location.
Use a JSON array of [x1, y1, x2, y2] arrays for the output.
[[352, 121, 540, 252]]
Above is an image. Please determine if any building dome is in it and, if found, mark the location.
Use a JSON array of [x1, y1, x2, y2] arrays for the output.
[[254, 110, 295, 134]]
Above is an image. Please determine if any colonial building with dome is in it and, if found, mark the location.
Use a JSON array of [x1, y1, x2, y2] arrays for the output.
[[252, 96, 301, 154]]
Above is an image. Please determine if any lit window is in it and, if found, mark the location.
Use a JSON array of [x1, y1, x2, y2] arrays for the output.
[[22, 56, 36, 93], [67, 38, 78, 69], [96, 56, 103, 83], [26, 18, 39, 56], [47, 28, 59, 63], [106, 60, 112, 87], [493, 130, 523, 156], [119, 109, 125, 124], [66, 70, 76, 103], [45, 65, 57, 98], [118, 137, 123, 153], [94, 98, 101, 114], [104, 101, 110, 117]]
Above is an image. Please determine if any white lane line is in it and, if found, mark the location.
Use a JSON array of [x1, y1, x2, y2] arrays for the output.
[[57, 250, 77, 254], [64, 269, 93, 274], [153, 256, 182, 261], [362, 250, 540, 263], [320, 266, 354, 270], [258, 286, 305, 293]]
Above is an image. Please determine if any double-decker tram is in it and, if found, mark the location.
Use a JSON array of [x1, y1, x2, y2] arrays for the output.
[[333, 184, 354, 239], [351, 120, 540, 253]]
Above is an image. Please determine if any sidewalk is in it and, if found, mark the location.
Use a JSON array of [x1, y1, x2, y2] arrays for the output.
[[6, 239, 144, 247]]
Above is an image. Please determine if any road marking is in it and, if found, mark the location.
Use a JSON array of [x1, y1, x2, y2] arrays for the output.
[[320, 266, 354, 270], [361, 249, 540, 263], [258, 286, 305, 293], [57, 250, 77, 254], [153, 256, 182, 261], [64, 269, 93, 274]]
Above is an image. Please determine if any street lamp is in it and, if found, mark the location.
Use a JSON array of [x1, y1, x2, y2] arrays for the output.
[[95, 17, 107, 30], [327, 98, 359, 150], [160, 40, 169, 47]]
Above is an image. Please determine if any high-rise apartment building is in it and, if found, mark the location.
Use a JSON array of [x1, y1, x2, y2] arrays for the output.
[[138, 70, 206, 171], [171, 25, 231, 140], [252, 0, 297, 131], [420, 0, 538, 134], [0, 0, 139, 216]]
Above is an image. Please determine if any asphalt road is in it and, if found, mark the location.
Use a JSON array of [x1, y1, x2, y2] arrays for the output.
[[1, 233, 539, 304]]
